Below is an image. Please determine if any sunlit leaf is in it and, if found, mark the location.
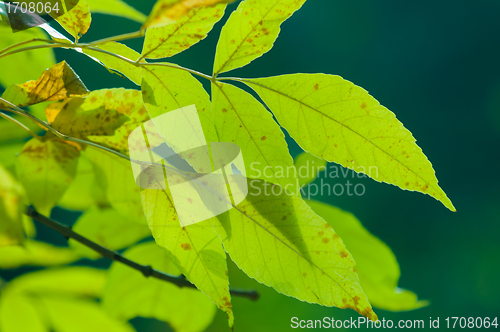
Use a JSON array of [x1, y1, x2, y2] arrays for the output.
[[0, 293, 47, 332], [213, 0, 305, 75], [0, 26, 56, 88], [141, 188, 234, 327], [1, 61, 88, 109], [294, 152, 327, 188], [0, 165, 25, 246], [141, 4, 226, 59], [243, 74, 455, 211], [212, 178, 378, 321], [69, 207, 151, 259], [85, 0, 146, 23], [103, 242, 218, 332], [16, 138, 80, 216], [143, 0, 233, 29], [0, 240, 80, 269], [55, 0, 92, 41], [211, 81, 297, 193], [306, 200, 429, 311]]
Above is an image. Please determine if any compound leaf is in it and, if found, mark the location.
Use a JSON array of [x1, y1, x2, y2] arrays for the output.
[[243, 74, 455, 211], [85, 0, 146, 23], [141, 4, 226, 59], [213, 0, 306, 75], [103, 242, 217, 332]]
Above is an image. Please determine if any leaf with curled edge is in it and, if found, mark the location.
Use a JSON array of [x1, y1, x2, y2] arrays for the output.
[[45, 89, 131, 140], [55, 0, 92, 41], [0, 61, 88, 109], [211, 177, 378, 321], [143, 0, 234, 29], [242, 74, 455, 211], [140, 4, 226, 59], [213, 0, 306, 76]]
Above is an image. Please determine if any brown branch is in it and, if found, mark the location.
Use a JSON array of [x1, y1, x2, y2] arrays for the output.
[[25, 206, 259, 302]]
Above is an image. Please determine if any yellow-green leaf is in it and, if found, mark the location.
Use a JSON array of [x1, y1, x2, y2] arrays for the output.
[[212, 178, 378, 321], [0, 26, 56, 88], [85, 0, 146, 23], [1, 61, 88, 108], [16, 138, 80, 216], [69, 207, 151, 259], [83, 42, 144, 85], [0, 165, 25, 246], [141, 4, 226, 59], [213, 0, 306, 75], [143, 0, 233, 29], [243, 74, 455, 211], [306, 200, 429, 311], [211, 81, 298, 193], [55, 0, 92, 41], [0, 240, 80, 269], [141, 188, 234, 327], [294, 152, 327, 188], [0, 294, 47, 332], [103, 242, 217, 332]]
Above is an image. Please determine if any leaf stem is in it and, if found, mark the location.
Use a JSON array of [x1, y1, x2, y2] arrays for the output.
[[0, 111, 40, 138], [0, 38, 55, 56], [25, 206, 259, 301], [88, 30, 145, 45]]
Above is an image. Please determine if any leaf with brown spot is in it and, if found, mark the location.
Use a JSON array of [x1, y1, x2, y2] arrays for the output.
[[213, 0, 306, 75], [1, 61, 88, 109], [55, 0, 92, 41], [15, 138, 80, 216]]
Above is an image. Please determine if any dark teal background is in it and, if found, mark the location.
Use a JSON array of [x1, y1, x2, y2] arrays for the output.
[[4, 0, 500, 331]]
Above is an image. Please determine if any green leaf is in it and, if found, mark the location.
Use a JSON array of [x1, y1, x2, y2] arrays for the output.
[[212, 178, 378, 321], [211, 81, 298, 193], [0, 165, 25, 246], [0, 294, 47, 332], [69, 207, 151, 259], [242, 74, 455, 211], [16, 138, 80, 216], [141, 4, 226, 59], [45, 89, 131, 140], [143, 0, 233, 29], [83, 43, 144, 85], [55, 0, 92, 42], [103, 242, 217, 332], [0, 240, 80, 269], [294, 152, 327, 188], [85, 0, 146, 23], [85, 147, 147, 224], [213, 0, 306, 75], [1, 61, 88, 108], [306, 200, 429, 311], [0, 26, 56, 88], [141, 188, 234, 327]]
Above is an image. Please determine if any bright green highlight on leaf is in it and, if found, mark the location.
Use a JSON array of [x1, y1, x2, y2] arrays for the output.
[[0, 165, 25, 246], [241, 74, 455, 211], [294, 152, 327, 188], [213, 0, 306, 75], [85, 0, 146, 23], [307, 200, 429, 311], [103, 242, 217, 332]]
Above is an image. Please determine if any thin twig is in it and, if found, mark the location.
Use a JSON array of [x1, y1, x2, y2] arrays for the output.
[[89, 30, 145, 45], [25, 206, 260, 301], [0, 111, 40, 138]]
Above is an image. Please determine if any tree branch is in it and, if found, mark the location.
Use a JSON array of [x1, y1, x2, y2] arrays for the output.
[[25, 206, 260, 302]]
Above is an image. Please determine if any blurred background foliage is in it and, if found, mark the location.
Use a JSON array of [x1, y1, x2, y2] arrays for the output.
[[1, 0, 499, 331]]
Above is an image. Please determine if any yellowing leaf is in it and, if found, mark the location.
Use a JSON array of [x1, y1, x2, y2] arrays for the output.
[[1, 61, 88, 108], [141, 4, 226, 59], [294, 152, 327, 188], [16, 138, 80, 216], [143, 0, 233, 29], [307, 200, 429, 311], [211, 81, 298, 193], [141, 188, 234, 327], [0, 26, 56, 88], [85, 0, 146, 23], [212, 178, 378, 321], [0, 240, 80, 269], [83, 43, 144, 85], [213, 0, 305, 75], [0, 165, 25, 246], [242, 74, 455, 211], [103, 242, 217, 332], [55, 0, 92, 41], [69, 208, 151, 259]]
